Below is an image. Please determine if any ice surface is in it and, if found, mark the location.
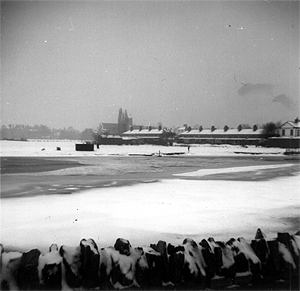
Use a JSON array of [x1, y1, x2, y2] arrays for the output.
[[1, 173, 299, 249], [174, 164, 294, 177]]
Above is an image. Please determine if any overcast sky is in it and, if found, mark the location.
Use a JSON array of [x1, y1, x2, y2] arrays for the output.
[[1, 0, 299, 129]]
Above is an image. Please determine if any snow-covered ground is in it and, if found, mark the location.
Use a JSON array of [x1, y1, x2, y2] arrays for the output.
[[0, 140, 284, 157], [1, 172, 299, 250], [1, 140, 298, 250]]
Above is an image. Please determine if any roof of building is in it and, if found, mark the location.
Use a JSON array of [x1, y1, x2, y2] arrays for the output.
[[99, 135, 122, 138], [179, 128, 263, 136], [280, 121, 300, 128], [122, 128, 164, 135]]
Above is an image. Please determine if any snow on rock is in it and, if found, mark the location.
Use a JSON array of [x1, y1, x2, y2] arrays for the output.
[[233, 238, 261, 265], [100, 246, 140, 289], [278, 242, 296, 269], [292, 235, 300, 250], [38, 244, 62, 286], [183, 238, 206, 277]]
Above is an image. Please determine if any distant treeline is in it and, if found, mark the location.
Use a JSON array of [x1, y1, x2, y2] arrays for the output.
[[0, 124, 95, 141]]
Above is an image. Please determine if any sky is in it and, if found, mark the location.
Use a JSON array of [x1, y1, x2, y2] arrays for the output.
[[1, 0, 299, 130]]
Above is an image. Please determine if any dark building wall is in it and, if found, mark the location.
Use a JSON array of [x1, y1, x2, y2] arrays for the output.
[[75, 144, 94, 151], [179, 134, 263, 139], [176, 138, 262, 146], [261, 138, 300, 148]]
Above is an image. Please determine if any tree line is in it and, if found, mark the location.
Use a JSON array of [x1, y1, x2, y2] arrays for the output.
[[1, 120, 294, 141], [0, 124, 95, 141]]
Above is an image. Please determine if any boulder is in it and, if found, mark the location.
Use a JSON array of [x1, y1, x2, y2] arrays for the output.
[[17, 249, 41, 290], [234, 252, 249, 273], [251, 239, 269, 264], [215, 241, 236, 279], [38, 244, 62, 290], [144, 249, 165, 287], [182, 238, 206, 283], [200, 239, 218, 288], [267, 240, 281, 277], [0, 245, 23, 290], [99, 246, 140, 289], [114, 238, 131, 256], [59, 245, 82, 288], [150, 241, 170, 284], [80, 238, 100, 288], [167, 243, 185, 285], [255, 228, 266, 240], [277, 233, 299, 266]]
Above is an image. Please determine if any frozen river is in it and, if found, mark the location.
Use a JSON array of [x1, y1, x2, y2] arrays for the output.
[[1, 140, 299, 250]]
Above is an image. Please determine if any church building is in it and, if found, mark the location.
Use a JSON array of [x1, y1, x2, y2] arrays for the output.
[[100, 108, 133, 135]]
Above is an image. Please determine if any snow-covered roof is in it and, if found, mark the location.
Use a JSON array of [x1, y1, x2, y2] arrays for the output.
[[99, 135, 122, 138], [179, 128, 263, 136], [122, 129, 164, 135], [280, 121, 300, 129], [122, 136, 138, 140]]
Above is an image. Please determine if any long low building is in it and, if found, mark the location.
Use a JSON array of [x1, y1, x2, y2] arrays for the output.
[[177, 125, 264, 145], [122, 127, 173, 145], [96, 120, 300, 147]]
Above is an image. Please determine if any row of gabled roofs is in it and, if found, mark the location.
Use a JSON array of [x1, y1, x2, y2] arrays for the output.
[[179, 128, 263, 136], [123, 125, 263, 133], [120, 120, 299, 138]]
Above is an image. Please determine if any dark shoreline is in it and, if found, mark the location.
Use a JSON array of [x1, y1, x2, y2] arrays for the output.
[[1, 156, 84, 174]]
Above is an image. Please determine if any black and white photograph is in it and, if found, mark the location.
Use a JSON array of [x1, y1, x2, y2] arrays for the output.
[[1, 0, 299, 290]]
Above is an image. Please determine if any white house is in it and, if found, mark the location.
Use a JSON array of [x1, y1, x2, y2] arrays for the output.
[[278, 120, 300, 137]]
